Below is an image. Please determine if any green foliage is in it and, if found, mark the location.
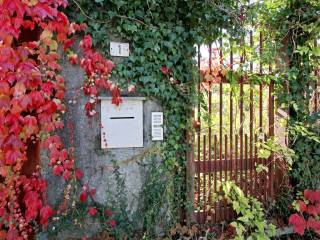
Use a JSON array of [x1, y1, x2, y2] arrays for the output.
[[258, 0, 319, 121], [256, 0, 320, 196], [222, 182, 276, 240], [267, 184, 295, 224], [257, 137, 295, 170], [290, 124, 320, 191], [65, 0, 319, 236], [66, 0, 244, 236], [137, 157, 171, 238]]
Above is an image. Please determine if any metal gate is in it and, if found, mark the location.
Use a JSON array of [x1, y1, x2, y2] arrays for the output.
[[191, 33, 280, 224]]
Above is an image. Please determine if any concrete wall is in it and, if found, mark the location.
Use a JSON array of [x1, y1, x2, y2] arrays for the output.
[[40, 46, 164, 239]]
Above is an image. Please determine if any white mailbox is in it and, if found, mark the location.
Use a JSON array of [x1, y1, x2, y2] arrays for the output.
[[100, 97, 145, 149]]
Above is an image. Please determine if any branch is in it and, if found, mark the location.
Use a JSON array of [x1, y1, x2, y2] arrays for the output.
[[71, 0, 158, 29], [71, 0, 110, 24]]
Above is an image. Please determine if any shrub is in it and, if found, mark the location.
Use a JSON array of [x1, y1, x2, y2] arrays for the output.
[[222, 182, 276, 240]]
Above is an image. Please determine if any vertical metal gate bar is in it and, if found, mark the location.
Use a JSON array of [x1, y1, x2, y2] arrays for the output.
[[230, 40, 234, 183], [269, 80, 275, 198], [219, 36, 224, 220], [245, 134, 248, 195], [203, 135, 207, 222], [264, 134, 268, 201], [219, 83, 224, 220], [240, 82, 244, 193], [259, 89, 263, 202], [224, 134, 229, 218], [259, 32, 265, 202], [249, 30, 254, 196], [240, 36, 245, 194], [208, 43, 213, 223], [225, 134, 228, 183], [254, 134, 259, 199], [197, 45, 201, 222], [235, 135, 239, 186], [214, 135, 218, 222]]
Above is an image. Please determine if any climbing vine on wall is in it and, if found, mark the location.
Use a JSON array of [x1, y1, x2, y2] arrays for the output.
[[0, 0, 124, 239], [67, 0, 244, 237]]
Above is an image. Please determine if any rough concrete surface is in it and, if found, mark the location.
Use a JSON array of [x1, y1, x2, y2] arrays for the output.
[[40, 47, 164, 239]]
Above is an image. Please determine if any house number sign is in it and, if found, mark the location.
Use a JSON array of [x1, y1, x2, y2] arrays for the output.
[[110, 42, 130, 57]]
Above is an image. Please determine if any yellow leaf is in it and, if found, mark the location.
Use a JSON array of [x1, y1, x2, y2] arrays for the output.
[[221, 68, 228, 76], [40, 30, 53, 41], [30, 0, 38, 5], [49, 40, 58, 51], [22, 0, 38, 6], [204, 74, 214, 82]]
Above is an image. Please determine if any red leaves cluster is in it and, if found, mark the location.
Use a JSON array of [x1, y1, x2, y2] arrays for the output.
[[0, 0, 121, 238], [79, 185, 97, 203], [88, 207, 97, 216], [107, 219, 116, 228], [161, 65, 170, 75], [40, 205, 53, 226], [77, 35, 121, 115], [289, 189, 320, 236]]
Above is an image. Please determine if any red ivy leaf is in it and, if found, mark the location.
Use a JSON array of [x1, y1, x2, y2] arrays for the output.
[[111, 87, 122, 106], [29, 91, 45, 109], [12, 81, 26, 97], [75, 168, 84, 180], [304, 190, 320, 204], [0, 230, 6, 239], [0, 95, 11, 110], [5, 148, 24, 165], [63, 39, 74, 51], [6, 229, 19, 240], [104, 209, 112, 217], [306, 204, 320, 216], [32, 3, 58, 19], [62, 170, 71, 181], [23, 115, 39, 138], [80, 191, 87, 202], [40, 205, 53, 226], [107, 219, 116, 228], [88, 207, 97, 216], [307, 217, 320, 232], [80, 35, 92, 50], [161, 65, 169, 75], [52, 165, 64, 176], [23, 191, 42, 222], [0, 81, 10, 95], [68, 53, 78, 65], [289, 213, 306, 236], [90, 188, 97, 197]]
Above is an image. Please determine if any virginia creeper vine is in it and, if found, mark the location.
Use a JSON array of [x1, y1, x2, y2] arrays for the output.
[[0, 0, 124, 239]]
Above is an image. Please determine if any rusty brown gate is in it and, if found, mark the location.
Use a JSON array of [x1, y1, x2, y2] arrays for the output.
[[191, 33, 281, 224]]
